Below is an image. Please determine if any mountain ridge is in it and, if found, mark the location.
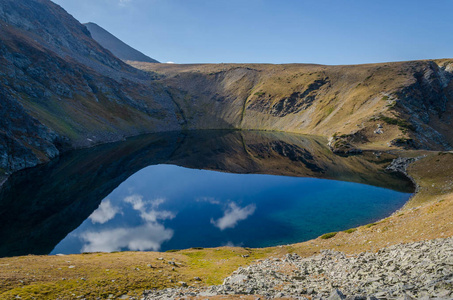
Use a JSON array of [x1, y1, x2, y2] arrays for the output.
[[0, 0, 180, 175], [1, 0, 453, 177], [132, 60, 453, 152], [84, 22, 160, 64]]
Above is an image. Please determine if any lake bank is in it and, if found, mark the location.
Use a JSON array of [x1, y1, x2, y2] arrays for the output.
[[0, 130, 413, 258], [0, 151, 452, 299]]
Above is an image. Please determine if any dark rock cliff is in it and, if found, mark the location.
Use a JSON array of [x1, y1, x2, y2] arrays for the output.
[[394, 61, 453, 149], [0, 0, 181, 174]]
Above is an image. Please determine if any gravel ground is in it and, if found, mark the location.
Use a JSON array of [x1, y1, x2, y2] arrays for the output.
[[143, 237, 453, 299]]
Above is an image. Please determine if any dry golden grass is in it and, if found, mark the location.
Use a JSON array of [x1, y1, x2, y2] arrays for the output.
[[129, 61, 422, 148], [129, 59, 453, 153], [0, 247, 279, 299]]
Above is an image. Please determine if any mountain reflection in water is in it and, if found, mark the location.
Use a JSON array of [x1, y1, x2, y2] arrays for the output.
[[0, 130, 414, 257]]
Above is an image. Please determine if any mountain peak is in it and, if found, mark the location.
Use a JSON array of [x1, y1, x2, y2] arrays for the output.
[[84, 22, 159, 63]]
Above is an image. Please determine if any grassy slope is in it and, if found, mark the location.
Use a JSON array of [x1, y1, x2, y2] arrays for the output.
[[131, 60, 453, 151], [1, 151, 453, 299]]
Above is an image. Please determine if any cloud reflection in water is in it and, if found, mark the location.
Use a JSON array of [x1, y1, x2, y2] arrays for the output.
[[211, 202, 256, 230], [89, 199, 121, 224], [124, 194, 176, 222], [80, 194, 175, 252], [80, 223, 173, 252]]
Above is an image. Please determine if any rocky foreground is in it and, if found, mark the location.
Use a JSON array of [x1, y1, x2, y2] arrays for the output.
[[144, 238, 453, 300]]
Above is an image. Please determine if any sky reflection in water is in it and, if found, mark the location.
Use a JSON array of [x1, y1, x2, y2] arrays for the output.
[[51, 164, 411, 254]]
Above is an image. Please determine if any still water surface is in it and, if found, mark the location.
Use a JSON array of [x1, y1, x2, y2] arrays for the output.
[[0, 130, 413, 257], [52, 164, 411, 254]]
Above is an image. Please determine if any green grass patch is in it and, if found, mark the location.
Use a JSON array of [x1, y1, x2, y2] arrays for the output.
[[379, 115, 416, 131], [254, 91, 265, 96], [381, 96, 389, 101], [343, 228, 357, 234], [320, 232, 337, 239], [365, 223, 378, 228], [326, 106, 334, 116], [386, 102, 397, 108]]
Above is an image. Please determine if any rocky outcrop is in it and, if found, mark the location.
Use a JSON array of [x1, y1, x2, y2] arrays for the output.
[[0, 0, 181, 174], [393, 61, 453, 150], [0, 89, 61, 173], [328, 134, 363, 155], [248, 78, 330, 117], [144, 237, 453, 299]]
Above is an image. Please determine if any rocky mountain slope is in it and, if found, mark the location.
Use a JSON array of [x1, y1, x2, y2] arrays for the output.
[[84, 22, 159, 63], [1, 0, 453, 178], [0, 0, 181, 175], [132, 61, 453, 153]]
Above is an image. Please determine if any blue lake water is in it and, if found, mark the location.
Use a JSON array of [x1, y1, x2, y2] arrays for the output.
[[51, 164, 411, 254], [0, 130, 414, 257]]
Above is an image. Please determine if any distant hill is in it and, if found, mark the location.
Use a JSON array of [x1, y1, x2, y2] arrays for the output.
[[84, 22, 159, 63]]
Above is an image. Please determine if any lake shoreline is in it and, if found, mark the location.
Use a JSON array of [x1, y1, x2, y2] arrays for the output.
[[1, 150, 452, 299], [0, 130, 414, 258]]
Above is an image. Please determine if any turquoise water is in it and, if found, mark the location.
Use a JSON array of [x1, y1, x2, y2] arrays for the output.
[[51, 164, 411, 254]]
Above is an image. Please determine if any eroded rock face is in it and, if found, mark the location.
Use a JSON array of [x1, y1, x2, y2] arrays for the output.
[[248, 78, 330, 117], [143, 237, 453, 299], [396, 62, 452, 123], [0, 0, 181, 173], [395, 61, 453, 150], [0, 88, 61, 173]]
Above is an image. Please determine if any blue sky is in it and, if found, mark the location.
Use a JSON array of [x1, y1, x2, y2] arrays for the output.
[[52, 0, 453, 65]]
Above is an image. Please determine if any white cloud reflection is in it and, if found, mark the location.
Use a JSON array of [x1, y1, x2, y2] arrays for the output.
[[80, 194, 175, 253], [211, 202, 256, 230], [80, 223, 173, 252], [89, 199, 121, 224], [124, 194, 175, 222]]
